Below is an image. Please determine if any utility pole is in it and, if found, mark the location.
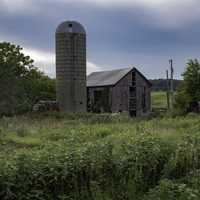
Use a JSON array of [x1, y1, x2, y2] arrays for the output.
[[166, 70, 170, 110], [169, 59, 174, 110]]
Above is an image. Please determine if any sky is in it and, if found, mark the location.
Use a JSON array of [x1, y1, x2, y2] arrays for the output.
[[1, 0, 200, 79]]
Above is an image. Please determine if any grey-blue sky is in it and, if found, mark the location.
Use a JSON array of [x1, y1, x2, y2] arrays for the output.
[[1, 0, 200, 78]]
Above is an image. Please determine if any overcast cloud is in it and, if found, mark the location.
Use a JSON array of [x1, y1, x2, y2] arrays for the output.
[[1, 0, 200, 78]]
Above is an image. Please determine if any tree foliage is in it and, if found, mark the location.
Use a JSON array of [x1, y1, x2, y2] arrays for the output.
[[175, 59, 200, 112], [0, 42, 55, 116]]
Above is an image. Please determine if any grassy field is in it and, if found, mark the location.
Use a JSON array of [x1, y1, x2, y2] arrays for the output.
[[151, 91, 167, 109], [0, 111, 200, 199]]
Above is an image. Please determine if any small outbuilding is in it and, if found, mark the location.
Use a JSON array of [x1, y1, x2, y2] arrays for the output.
[[87, 67, 152, 117]]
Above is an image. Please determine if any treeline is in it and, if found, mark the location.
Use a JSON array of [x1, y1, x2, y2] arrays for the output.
[[150, 79, 182, 91], [0, 42, 56, 116]]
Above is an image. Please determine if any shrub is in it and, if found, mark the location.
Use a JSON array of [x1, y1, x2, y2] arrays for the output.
[[144, 179, 200, 200]]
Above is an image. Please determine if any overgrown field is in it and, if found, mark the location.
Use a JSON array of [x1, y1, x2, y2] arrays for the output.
[[151, 91, 167, 109], [0, 113, 200, 200]]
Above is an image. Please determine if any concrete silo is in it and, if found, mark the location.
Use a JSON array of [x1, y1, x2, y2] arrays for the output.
[[56, 21, 87, 112]]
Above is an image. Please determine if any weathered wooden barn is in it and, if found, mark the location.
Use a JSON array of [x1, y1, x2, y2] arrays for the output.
[[87, 67, 152, 117]]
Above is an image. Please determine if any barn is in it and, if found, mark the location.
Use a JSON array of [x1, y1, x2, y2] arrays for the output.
[[87, 67, 152, 117]]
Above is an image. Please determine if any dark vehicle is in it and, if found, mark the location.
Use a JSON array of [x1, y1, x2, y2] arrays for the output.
[[33, 101, 59, 112]]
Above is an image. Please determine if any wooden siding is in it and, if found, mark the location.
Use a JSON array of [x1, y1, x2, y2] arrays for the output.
[[111, 72, 132, 112], [87, 68, 151, 116], [135, 70, 151, 116]]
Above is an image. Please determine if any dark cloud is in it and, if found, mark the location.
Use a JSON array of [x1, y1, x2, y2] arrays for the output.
[[1, 0, 200, 78]]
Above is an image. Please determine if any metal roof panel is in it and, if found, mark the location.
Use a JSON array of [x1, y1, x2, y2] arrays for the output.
[[87, 67, 133, 87]]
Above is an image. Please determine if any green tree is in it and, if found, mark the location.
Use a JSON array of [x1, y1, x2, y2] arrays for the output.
[[175, 59, 200, 112], [0, 42, 55, 116]]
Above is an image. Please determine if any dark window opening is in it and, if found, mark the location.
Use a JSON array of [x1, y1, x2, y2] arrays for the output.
[[68, 24, 73, 27], [92, 89, 111, 113], [94, 91, 102, 103], [93, 90, 103, 113], [129, 87, 136, 98], [132, 72, 136, 86], [130, 110, 136, 117]]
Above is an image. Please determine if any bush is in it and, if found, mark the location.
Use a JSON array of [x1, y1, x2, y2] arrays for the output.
[[145, 179, 200, 200]]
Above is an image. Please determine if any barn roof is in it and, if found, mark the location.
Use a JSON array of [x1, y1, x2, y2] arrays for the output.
[[87, 67, 152, 87]]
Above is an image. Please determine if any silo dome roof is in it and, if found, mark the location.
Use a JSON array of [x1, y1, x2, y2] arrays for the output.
[[56, 21, 86, 34]]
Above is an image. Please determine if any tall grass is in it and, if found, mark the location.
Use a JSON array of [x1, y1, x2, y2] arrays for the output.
[[0, 113, 200, 199]]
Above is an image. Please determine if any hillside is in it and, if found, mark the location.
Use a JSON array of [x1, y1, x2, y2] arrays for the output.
[[150, 79, 182, 91]]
